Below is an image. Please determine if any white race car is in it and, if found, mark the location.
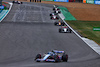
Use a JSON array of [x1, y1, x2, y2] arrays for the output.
[[59, 26, 72, 33], [54, 10, 61, 14], [50, 15, 59, 20], [53, 7, 60, 11], [50, 13, 58, 16], [12, 0, 23, 4]]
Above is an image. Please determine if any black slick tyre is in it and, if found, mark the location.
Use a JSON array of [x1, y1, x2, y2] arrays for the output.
[[35, 54, 41, 60], [58, 11, 61, 13], [50, 14, 52, 16], [62, 54, 68, 62], [53, 8, 55, 10], [50, 17, 52, 19], [56, 17, 59, 19], [59, 28, 61, 33], [54, 22, 57, 25], [21, 2, 23, 4], [12, 1, 15, 3]]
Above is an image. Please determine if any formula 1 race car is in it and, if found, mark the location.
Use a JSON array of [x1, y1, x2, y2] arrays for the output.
[[54, 10, 61, 14], [35, 50, 68, 62], [59, 26, 72, 33], [53, 7, 60, 11], [50, 15, 59, 20], [50, 13, 58, 16], [54, 21, 65, 26], [12, 0, 23, 4], [53, 7, 61, 14]]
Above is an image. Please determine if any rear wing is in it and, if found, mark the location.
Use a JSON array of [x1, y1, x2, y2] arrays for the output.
[[52, 50, 65, 53]]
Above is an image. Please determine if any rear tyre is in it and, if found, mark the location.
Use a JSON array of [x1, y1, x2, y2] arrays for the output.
[[12, 1, 15, 3], [21, 2, 23, 4], [58, 11, 61, 13], [69, 29, 72, 33], [54, 11, 56, 13], [57, 8, 60, 10], [62, 54, 68, 62], [61, 23, 64, 26], [56, 17, 59, 19], [54, 22, 57, 25], [53, 8, 55, 10], [50, 17, 52, 19], [59, 28, 61, 33]]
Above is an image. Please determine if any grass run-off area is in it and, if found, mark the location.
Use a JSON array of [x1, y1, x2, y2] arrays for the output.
[[66, 21, 100, 45]]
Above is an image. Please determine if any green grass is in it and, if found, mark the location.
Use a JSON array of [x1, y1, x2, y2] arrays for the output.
[[66, 21, 100, 45]]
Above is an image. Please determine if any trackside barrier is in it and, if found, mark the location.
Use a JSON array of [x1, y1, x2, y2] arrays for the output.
[[54, 0, 69, 2], [54, 5, 100, 55]]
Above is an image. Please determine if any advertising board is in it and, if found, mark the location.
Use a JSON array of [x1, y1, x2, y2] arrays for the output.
[[87, 0, 94, 4], [42, 0, 54, 1], [93, 27, 100, 31], [54, 0, 69, 2], [94, 0, 100, 4], [0, 5, 4, 9], [83, 0, 86, 3]]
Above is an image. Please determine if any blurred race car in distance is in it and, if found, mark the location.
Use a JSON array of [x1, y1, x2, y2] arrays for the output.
[[53, 7, 60, 11], [54, 10, 61, 14], [12, 0, 23, 4], [50, 15, 59, 20], [50, 13, 58, 16], [59, 26, 72, 33], [53, 6, 61, 14], [54, 21, 65, 26], [35, 50, 68, 62]]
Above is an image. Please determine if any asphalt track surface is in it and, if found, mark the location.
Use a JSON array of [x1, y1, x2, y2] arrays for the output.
[[0, 2, 100, 67]]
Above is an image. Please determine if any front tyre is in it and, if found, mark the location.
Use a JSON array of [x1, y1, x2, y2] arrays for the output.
[[21, 2, 23, 4], [50, 14, 52, 16], [62, 54, 68, 62]]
